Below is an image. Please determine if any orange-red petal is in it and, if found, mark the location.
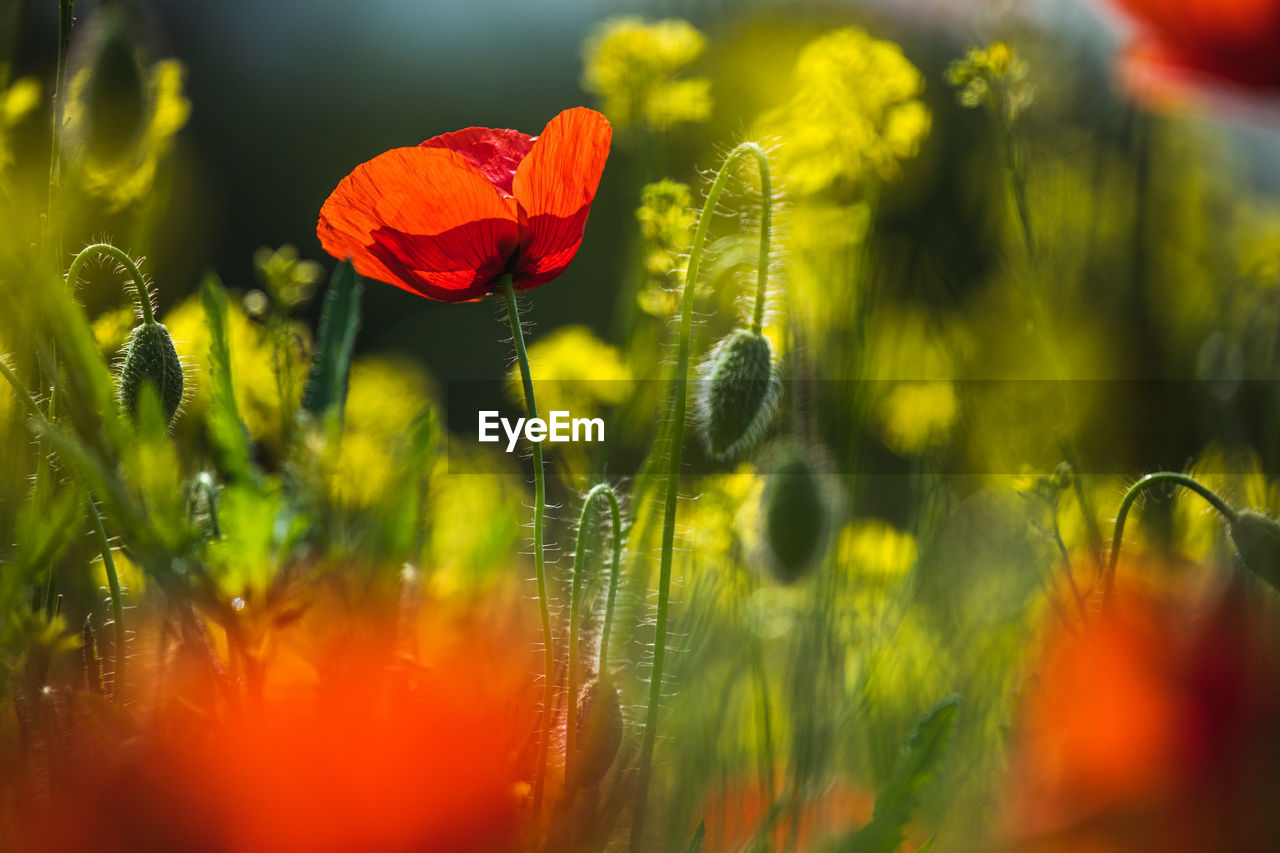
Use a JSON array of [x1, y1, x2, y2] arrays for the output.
[[420, 126, 535, 196], [317, 146, 520, 301], [511, 107, 612, 289]]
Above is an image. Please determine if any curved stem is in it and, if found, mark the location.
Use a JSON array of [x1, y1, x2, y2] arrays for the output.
[[631, 140, 767, 852], [67, 243, 154, 324], [747, 144, 773, 335], [87, 496, 125, 703], [1105, 471, 1237, 603], [501, 275, 553, 811], [566, 482, 623, 795]]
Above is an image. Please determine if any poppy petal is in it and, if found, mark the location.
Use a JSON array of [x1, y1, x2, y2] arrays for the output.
[[511, 107, 612, 289], [420, 127, 536, 196], [318, 147, 520, 300]]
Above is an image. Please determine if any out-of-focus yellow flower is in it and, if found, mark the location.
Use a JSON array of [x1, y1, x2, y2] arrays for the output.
[[254, 245, 323, 310], [165, 291, 304, 444], [0, 74, 40, 173], [877, 381, 959, 455], [426, 450, 524, 595], [582, 17, 712, 131], [838, 520, 918, 580], [506, 325, 632, 418], [636, 179, 695, 316], [328, 357, 431, 509], [63, 56, 190, 211], [945, 41, 1034, 123], [758, 28, 930, 194], [91, 304, 138, 358]]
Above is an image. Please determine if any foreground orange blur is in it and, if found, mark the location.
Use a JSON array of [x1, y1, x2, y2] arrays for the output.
[[14, 597, 540, 853], [1006, 574, 1280, 852]]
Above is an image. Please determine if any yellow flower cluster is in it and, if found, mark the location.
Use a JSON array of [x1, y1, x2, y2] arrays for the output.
[[506, 324, 632, 419], [582, 17, 712, 132], [0, 74, 39, 174], [63, 58, 190, 210], [759, 28, 930, 194], [945, 41, 1034, 122], [636, 179, 695, 315]]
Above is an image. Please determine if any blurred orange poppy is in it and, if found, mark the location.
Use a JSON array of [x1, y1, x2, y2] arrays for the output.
[[1107, 0, 1280, 103], [19, 610, 540, 853], [317, 107, 611, 301], [1006, 576, 1280, 852]]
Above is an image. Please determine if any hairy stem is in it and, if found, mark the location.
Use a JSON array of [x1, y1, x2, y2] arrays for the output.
[[67, 243, 154, 324], [566, 482, 623, 795], [631, 140, 770, 852], [86, 497, 125, 703], [1105, 471, 1237, 603], [501, 275, 553, 810]]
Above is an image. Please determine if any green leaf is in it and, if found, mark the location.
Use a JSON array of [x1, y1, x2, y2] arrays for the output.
[[683, 819, 705, 853], [201, 275, 252, 480], [17, 485, 84, 576], [839, 694, 961, 853], [301, 261, 362, 420]]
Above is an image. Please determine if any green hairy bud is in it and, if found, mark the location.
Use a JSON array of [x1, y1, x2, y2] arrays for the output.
[[118, 320, 184, 424], [760, 441, 830, 583], [1229, 509, 1280, 593], [696, 328, 780, 461], [575, 677, 623, 789]]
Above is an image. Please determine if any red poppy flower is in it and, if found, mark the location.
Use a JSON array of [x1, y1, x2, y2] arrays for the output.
[[317, 107, 612, 302], [1105, 0, 1280, 104], [1006, 575, 1280, 851]]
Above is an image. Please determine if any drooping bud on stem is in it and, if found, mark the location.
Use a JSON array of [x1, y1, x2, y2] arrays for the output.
[[759, 440, 831, 583], [1228, 509, 1280, 593], [697, 328, 780, 461], [574, 677, 623, 790]]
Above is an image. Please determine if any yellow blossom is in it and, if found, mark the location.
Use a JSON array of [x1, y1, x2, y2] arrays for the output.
[[0, 74, 40, 173], [582, 17, 712, 131], [506, 325, 632, 418], [63, 56, 190, 211], [758, 28, 931, 194]]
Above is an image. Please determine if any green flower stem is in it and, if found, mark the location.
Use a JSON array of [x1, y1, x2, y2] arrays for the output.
[[41, 0, 74, 273], [500, 274, 553, 811], [631, 140, 770, 853], [67, 243, 154, 324], [0, 357, 126, 702], [747, 144, 774, 335], [86, 497, 125, 703], [1105, 472, 1237, 602], [566, 482, 622, 795]]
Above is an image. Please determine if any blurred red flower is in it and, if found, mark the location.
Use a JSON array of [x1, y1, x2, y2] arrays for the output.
[[1106, 0, 1280, 104], [19, 612, 541, 853], [1006, 577, 1280, 852], [317, 107, 611, 302]]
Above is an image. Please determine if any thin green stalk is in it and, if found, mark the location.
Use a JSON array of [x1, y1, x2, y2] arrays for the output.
[[86, 496, 125, 703], [630, 141, 771, 853], [66, 243, 154, 323], [750, 147, 773, 335], [1105, 471, 1236, 603], [41, 0, 73, 273], [566, 482, 622, 796], [500, 275, 553, 810]]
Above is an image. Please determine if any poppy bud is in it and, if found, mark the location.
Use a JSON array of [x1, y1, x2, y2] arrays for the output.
[[575, 677, 622, 789], [117, 320, 184, 425], [760, 441, 830, 583], [1228, 509, 1280, 592], [696, 328, 780, 461]]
